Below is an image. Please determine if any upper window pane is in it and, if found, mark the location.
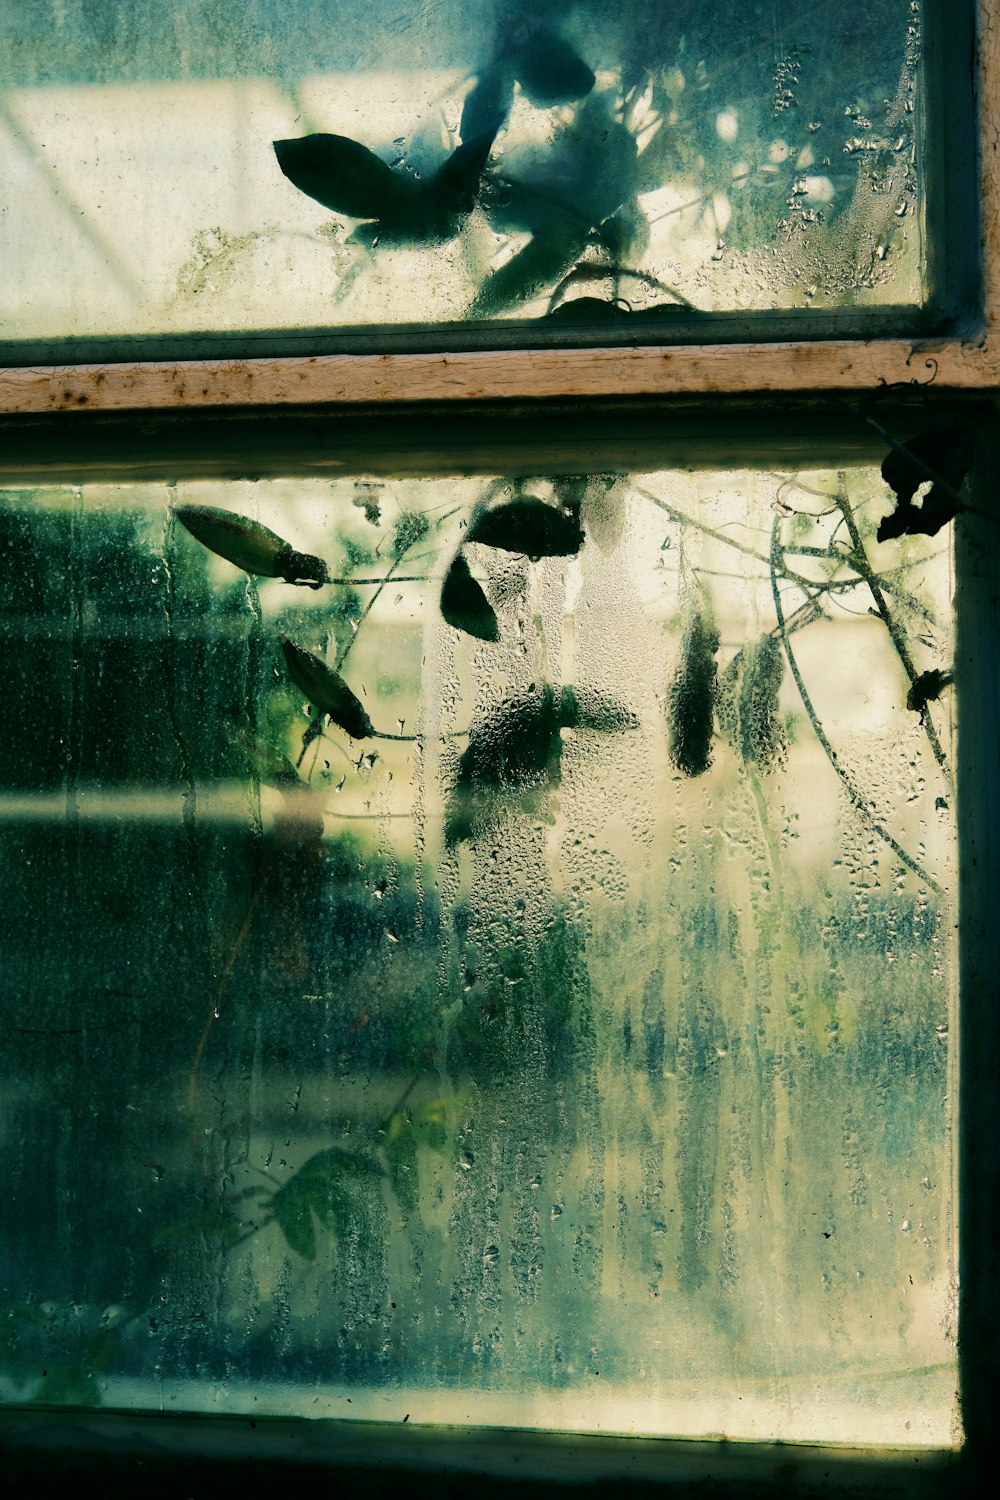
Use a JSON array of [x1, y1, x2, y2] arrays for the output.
[[0, 0, 958, 355]]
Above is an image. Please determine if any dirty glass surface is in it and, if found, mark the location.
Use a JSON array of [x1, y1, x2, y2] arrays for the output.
[[1, 0, 930, 347], [0, 462, 957, 1445]]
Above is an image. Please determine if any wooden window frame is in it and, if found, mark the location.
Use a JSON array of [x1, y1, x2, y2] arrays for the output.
[[0, 4, 996, 414], [0, 5, 997, 1496]]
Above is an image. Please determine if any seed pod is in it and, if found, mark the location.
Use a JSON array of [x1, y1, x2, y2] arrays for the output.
[[719, 635, 786, 771], [668, 609, 719, 777], [175, 504, 328, 588], [280, 640, 374, 740], [440, 552, 500, 641]]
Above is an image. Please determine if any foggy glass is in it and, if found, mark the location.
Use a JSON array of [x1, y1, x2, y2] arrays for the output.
[[0, 464, 956, 1444], [1, 0, 926, 346]]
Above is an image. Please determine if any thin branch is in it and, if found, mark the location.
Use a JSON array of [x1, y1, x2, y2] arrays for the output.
[[323, 574, 430, 584], [780, 549, 943, 627], [769, 519, 941, 895], [832, 476, 949, 774], [634, 485, 773, 567], [635, 484, 875, 600]]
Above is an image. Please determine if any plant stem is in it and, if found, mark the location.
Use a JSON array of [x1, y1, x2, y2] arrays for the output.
[[769, 518, 941, 895], [832, 476, 949, 774], [636, 484, 875, 598]]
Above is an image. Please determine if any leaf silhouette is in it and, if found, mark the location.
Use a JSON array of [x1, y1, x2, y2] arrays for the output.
[[431, 132, 498, 218], [547, 259, 689, 311], [668, 609, 720, 778], [467, 498, 584, 557], [544, 296, 633, 323], [445, 684, 634, 843], [546, 296, 697, 325], [877, 425, 974, 541], [175, 504, 329, 587], [445, 684, 564, 844], [274, 134, 415, 220], [562, 684, 639, 734], [458, 684, 565, 788], [471, 213, 587, 315], [269, 1180, 319, 1260], [513, 27, 595, 107], [281, 639, 374, 739], [268, 1148, 382, 1262], [275, 129, 498, 245], [718, 635, 786, 771], [440, 552, 500, 641]]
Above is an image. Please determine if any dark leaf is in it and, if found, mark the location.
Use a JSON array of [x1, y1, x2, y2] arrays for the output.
[[445, 684, 563, 844], [514, 28, 595, 107], [440, 552, 500, 641], [596, 201, 650, 261], [295, 1146, 383, 1183], [276, 129, 493, 245], [877, 425, 974, 542], [273, 133, 414, 220], [718, 635, 786, 771], [456, 685, 565, 789], [642, 301, 703, 321], [268, 1148, 382, 1261], [668, 609, 719, 777], [563, 684, 639, 734], [545, 291, 695, 326], [269, 1181, 317, 1261], [906, 667, 953, 714], [175, 504, 329, 587], [548, 259, 691, 311], [557, 93, 637, 226], [445, 684, 634, 843], [153, 1202, 249, 1250], [545, 296, 633, 323], [281, 640, 374, 739], [467, 498, 584, 557]]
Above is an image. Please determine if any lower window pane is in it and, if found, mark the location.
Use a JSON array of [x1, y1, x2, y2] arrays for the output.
[[0, 463, 957, 1445]]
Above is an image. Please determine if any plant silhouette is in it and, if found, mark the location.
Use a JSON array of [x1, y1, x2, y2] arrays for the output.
[[242, 2, 924, 326]]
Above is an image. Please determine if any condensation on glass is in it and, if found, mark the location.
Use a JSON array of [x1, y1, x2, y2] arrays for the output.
[[0, 0, 926, 344], [0, 461, 957, 1445]]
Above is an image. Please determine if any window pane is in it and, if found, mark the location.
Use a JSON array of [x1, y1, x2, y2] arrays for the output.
[[0, 463, 957, 1444], [1, 0, 936, 350]]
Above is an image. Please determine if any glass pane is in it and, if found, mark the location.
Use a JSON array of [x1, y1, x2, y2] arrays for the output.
[[0, 460, 956, 1445], [1, 0, 932, 349]]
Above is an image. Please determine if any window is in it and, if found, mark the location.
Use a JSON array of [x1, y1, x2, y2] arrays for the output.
[[0, 3, 995, 1494]]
